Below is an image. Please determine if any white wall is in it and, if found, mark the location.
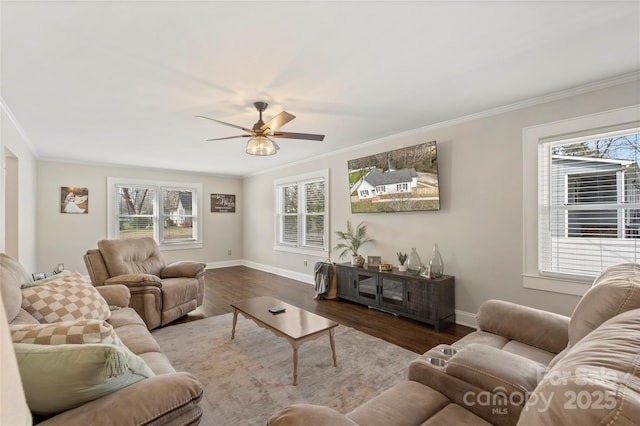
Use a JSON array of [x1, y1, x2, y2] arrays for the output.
[[36, 161, 243, 273], [0, 108, 38, 272], [242, 79, 640, 319]]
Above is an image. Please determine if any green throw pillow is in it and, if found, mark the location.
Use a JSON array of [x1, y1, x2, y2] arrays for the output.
[[14, 342, 155, 415]]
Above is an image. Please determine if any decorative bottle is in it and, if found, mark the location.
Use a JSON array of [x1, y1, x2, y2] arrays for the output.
[[407, 248, 422, 275], [429, 243, 444, 278]]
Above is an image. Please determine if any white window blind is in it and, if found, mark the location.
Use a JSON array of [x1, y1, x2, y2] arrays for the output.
[[275, 170, 329, 256], [538, 130, 640, 278]]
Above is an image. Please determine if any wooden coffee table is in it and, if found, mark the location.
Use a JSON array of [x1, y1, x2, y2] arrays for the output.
[[230, 296, 338, 385]]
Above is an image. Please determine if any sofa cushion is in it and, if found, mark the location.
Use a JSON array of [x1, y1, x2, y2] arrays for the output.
[[569, 263, 640, 346], [268, 404, 358, 426], [347, 381, 450, 426], [21, 272, 111, 323], [14, 342, 155, 415], [424, 403, 492, 426], [10, 319, 123, 346]]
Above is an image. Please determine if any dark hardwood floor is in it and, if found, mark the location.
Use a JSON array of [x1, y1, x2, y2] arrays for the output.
[[171, 266, 474, 354]]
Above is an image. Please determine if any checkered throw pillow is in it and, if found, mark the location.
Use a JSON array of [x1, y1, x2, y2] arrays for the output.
[[10, 320, 123, 346], [21, 272, 111, 323]]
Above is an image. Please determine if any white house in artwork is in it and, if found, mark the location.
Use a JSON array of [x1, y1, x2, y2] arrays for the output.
[[357, 168, 419, 200]]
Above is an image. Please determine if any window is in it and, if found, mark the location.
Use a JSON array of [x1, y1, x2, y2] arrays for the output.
[[539, 132, 640, 278], [107, 178, 203, 250], [274, 170, 329, 256], [523, 106, 640, 295]]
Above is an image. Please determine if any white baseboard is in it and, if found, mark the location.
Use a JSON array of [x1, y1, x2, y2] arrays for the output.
[[239, 260, 315, 285], [205, 260, 244, 269], [205, 259, 477, 328], [455, 309, 477, 329]]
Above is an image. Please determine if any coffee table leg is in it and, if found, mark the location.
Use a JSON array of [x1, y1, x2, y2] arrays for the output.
[[231, 308, 238, 339], [329, 328, 337, 367], [292, 345, 299, 386]]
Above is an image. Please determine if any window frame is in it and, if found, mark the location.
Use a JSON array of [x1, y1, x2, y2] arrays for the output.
[[522, 105, 640, 296], [107, 177, 203, 250], [274, 169, 330, 257]]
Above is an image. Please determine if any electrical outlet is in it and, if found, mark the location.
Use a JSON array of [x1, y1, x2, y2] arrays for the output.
[[228, 249, 232, 256], [304, 259, 308, 266]]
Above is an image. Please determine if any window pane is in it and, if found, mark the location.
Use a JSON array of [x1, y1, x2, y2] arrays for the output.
[[541, 131, 640, 277], [117, 186, 155, 239], [119, 217, 154, 239], [118, 187, 154, 215], [163, 189, 195, 241], [305, 214, 325, 247], [282, 215, 298, 243], [283, 185, 298, 213], [304, 181, 325, 213]]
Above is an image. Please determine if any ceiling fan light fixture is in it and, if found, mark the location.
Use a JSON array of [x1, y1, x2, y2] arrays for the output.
[[246, 135, 276, 156]]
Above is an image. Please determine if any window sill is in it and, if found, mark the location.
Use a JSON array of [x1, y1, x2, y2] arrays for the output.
[[274, 245, 329, 258], [522, 273, 592, 296], [159, 241, 204, 251]]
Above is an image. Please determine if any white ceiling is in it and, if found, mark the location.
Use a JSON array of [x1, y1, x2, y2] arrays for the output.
[[2, 1, 639, 177]]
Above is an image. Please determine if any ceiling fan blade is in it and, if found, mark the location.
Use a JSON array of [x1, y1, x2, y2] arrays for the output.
[[206, 135, 250, 141], [196, 115, 253, 132], [261, 111, 296, 133], [273, 131, 325, 141]]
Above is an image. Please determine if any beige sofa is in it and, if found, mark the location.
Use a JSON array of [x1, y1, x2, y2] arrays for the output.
[[1, 253, 204, 425], [268, 263, 640, 425], [84, 238, 206, 330]]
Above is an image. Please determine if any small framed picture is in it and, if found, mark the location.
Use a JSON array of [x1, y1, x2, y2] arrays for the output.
[[32, 272, 46, 281], [367, 256, 382, 268], [421, 265, 432, 279], [61, 186, 89, 214]]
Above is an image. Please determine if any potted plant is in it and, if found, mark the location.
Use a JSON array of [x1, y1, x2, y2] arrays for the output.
[[397, 252, 408, 272], [334, 220, 374, 267]]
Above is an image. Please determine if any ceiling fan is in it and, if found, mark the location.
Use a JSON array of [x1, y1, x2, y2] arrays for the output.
[[197, 101, 325, 156]]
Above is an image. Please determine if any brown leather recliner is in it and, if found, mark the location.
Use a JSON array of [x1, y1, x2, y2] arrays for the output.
[[84, 237, 205, 330]]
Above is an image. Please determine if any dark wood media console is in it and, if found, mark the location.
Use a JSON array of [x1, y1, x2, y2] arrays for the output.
[[335, 263, 455, 332]]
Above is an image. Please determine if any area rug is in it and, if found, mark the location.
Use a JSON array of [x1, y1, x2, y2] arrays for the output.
[[152, 313, 418, 426]]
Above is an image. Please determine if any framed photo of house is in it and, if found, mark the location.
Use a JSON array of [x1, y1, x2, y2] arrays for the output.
[[367, 256, 382, 268], [60, 186, 88, 214], [211, 193, 236, 213], [347, 141, 440, 213]]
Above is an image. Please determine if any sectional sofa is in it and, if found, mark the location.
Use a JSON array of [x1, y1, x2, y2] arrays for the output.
[[1, 253, 204, 425], [268, 263, 640, 425]]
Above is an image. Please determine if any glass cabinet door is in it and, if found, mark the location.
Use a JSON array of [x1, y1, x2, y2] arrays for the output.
[[355, 271, 378, 301], [381, 277, 404, 307]]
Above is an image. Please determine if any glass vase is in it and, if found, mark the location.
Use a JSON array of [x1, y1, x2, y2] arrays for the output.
[[407, 248, 422, 275], [429, 243, 444, 278]]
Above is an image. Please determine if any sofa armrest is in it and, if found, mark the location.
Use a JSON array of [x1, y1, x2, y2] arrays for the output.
[[95, 284, 131, 307], [161, 261, 205, 279], [104, 274, 162, 288], [37, 372, 203, 426], [477, 299, 570, 354], [268, 404, 358, 426]]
